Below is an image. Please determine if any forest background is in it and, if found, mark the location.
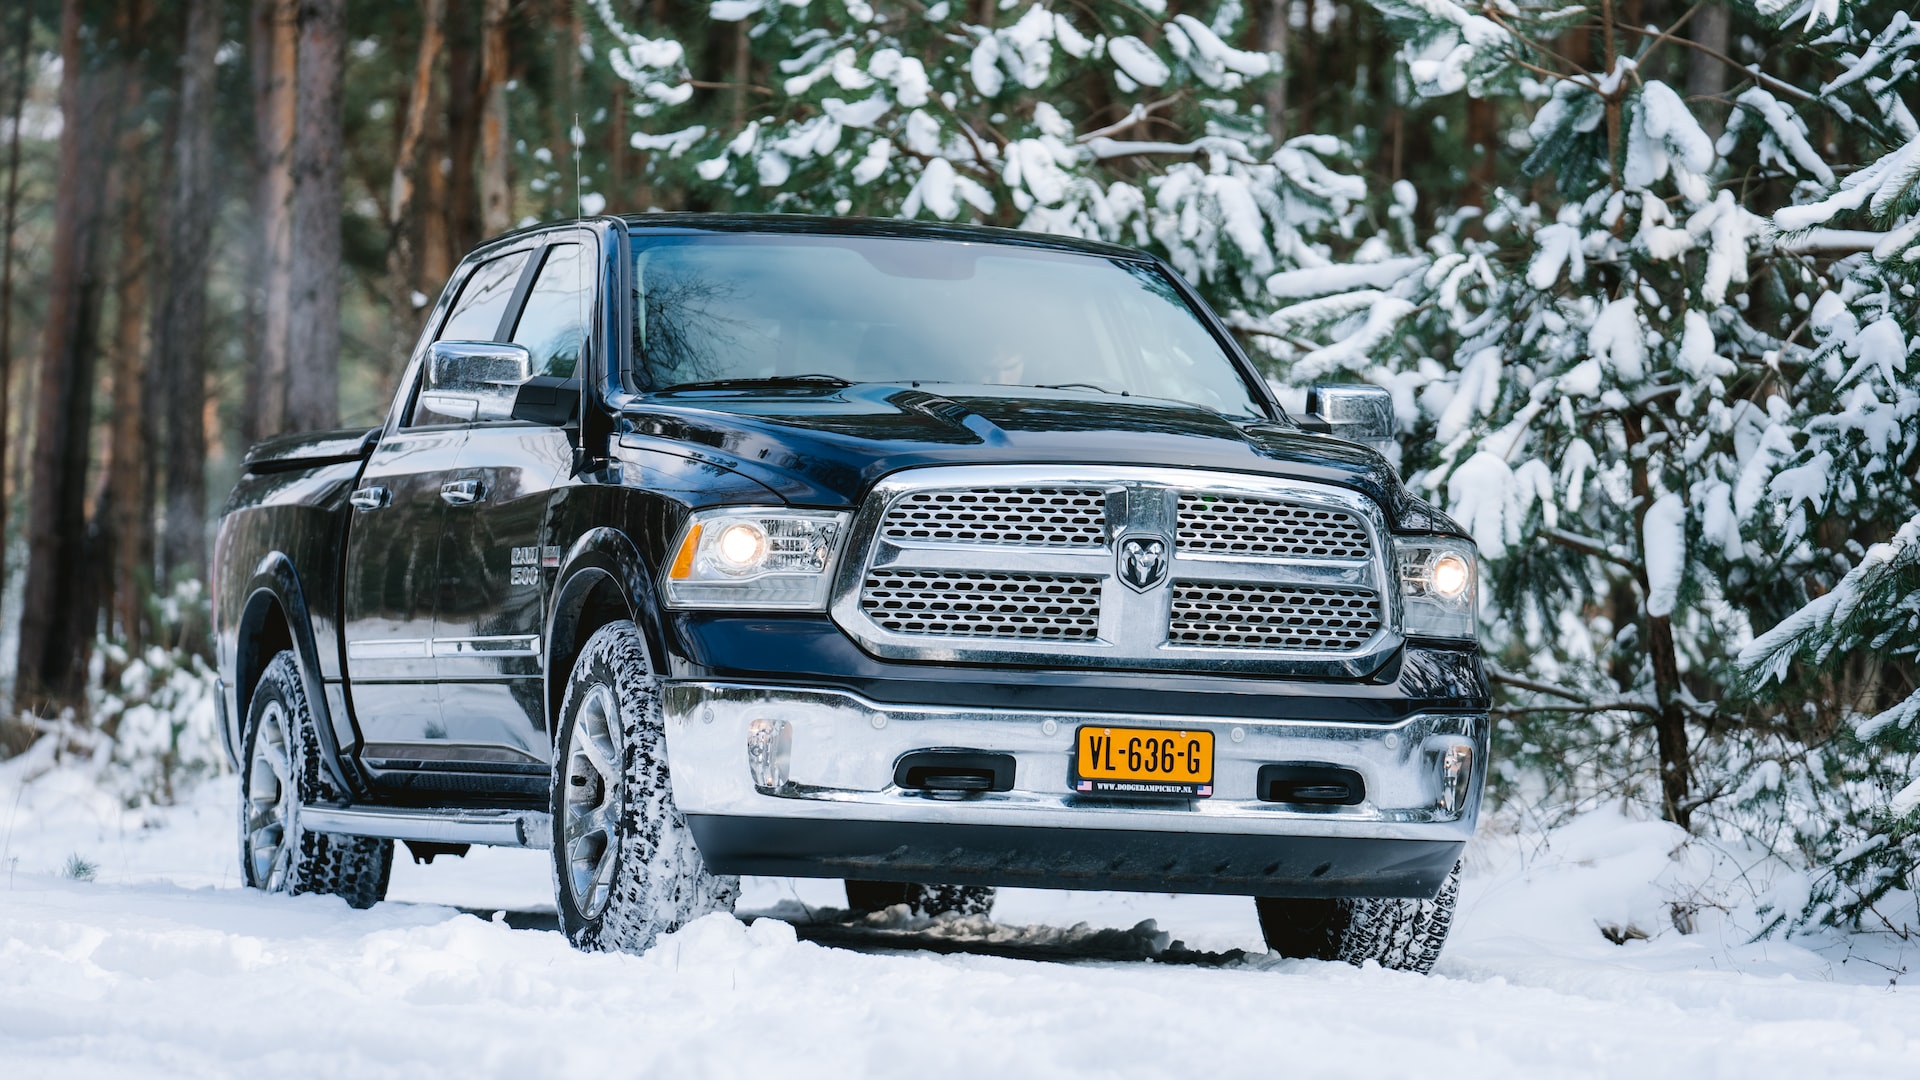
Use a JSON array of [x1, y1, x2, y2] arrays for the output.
[[6, 0, 1920, 937]]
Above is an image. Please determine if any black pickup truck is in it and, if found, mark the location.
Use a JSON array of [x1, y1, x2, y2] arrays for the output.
[[213, 215, 1487, 972]]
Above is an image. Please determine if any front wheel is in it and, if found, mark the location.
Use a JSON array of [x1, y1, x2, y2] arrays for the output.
[[237, 652, 392, 908], [550, 620, 739, 953], [1254, 862, 1461, 974]]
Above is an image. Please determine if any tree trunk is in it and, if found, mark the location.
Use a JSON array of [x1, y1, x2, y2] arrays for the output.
[[105, 103, 155, 647], [551, 0, 579, 216], [445, 5, 481, 258], [609, 79, 630, 211], [1294, 0, 1316, 134], [1, 0, 32, 618], [1687, 3, 1732, 136], [18, 0, 123, 710], [728, 20, 749, 134], [385, 0, 447, 383], [286, 0, 345, 433], [154, 0, 222, 588], [1259, 0, 1288, 145], [418, 76, 454, 296], [1625, 409, 1691, 828], [478, 0, 512, 237], [247, 0, 298, 442], [1465, 96, 1498, 206]]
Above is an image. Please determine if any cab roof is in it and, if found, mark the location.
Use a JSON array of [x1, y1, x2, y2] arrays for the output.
[[615, 213, 1152, 262]]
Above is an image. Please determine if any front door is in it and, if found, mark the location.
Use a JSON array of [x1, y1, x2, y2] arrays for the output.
[[432, 236, 594, 766], [340, 428, 465, 749], [342, 244, 535, 768]]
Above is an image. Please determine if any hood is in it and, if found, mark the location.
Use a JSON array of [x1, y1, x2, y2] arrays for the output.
[[618, 383, 1461, 534], [241, 426, 378, 473]]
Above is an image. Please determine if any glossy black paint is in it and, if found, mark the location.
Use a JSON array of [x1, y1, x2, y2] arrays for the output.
[[615, 384, 1458, 533], [212, 213, 1486, 810], [433, 421, 572, 748], [341, 426, 462, 749], [663, 614, 1489, 721], [687, 816, 1465, 899], [239, 426, 378, 472]]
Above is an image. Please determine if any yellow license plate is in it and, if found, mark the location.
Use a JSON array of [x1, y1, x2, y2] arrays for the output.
[[1075, 726, 1214, 796]]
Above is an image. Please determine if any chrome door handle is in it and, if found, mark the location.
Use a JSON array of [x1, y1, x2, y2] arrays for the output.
[[349, 486, 390, 511], [440, 479, 485, 505]]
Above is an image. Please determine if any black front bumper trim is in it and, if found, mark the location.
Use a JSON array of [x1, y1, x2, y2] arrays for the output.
[[688, 815, 1462, 899]]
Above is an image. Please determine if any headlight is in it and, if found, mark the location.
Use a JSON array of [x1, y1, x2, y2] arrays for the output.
[[1395, 536, 1478, 639], [663, 507, 849, 610]]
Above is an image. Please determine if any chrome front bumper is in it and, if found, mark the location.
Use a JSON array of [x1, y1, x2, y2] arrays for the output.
[[663, 682, 1487, 898]]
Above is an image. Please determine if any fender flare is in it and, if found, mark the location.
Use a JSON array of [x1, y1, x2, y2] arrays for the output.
[[542, 527, 671, 740], [233, 552, 356, 795]]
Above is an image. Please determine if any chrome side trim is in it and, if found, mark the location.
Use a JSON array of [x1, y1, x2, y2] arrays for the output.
[[433, 634, 542, 657], [344, 635, 541, 660], [358, 741, 545, 766], [300, 804, 553, 849], [829, 464, 1403, 677], [345, 638, 430, 660]]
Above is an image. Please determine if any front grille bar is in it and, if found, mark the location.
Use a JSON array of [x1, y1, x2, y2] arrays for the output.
[[830, 465, 1403, 678]]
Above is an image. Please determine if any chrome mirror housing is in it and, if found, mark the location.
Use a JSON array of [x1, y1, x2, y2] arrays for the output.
[[421, 340, 533, 422], [1306, 384, 1396, 448]]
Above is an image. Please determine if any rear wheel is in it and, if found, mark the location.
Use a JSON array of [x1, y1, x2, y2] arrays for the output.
[[1254, 862, 1461, 974], [844, 880, 996, 918], [551, 620, 739, 953], [238, 652, 392, 908]]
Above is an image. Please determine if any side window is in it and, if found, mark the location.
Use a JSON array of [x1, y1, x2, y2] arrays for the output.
[[438, 250, 532, 343], [411, 250, 533, 427], [509, 243, 593, 381]]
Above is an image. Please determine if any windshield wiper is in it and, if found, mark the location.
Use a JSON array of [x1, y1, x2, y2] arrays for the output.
[[651, 373, 854, 394], [1031, 382, 1128, 396]]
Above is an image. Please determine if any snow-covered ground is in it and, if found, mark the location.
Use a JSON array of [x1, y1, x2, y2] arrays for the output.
[[4, 748, 1918, 1079]]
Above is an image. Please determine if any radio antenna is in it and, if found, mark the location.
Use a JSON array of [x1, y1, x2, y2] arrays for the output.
[[570, 110, 592, 475]]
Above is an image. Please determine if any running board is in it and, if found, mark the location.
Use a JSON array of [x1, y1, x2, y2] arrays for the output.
[[301, 805, 553, 850]]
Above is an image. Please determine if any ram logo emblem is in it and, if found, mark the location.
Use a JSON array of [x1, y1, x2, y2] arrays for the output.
[[1118, 535, 1169, 592]]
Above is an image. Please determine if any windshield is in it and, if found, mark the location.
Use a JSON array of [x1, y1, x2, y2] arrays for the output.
[[627, 233, 1266, 418]]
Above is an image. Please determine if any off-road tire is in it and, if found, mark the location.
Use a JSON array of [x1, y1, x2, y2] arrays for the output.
[[844, 881, 997, 918], [1254, 861, 1461, 974], [238, 652, 392, 909], [551, 620, 739, 953]]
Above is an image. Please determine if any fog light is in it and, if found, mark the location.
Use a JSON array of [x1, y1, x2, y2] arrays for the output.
[[746, 718, 792, 791], [1436, 741, 1473, 816]]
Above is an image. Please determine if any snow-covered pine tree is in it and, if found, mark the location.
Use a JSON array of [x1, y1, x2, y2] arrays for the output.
[[1288, 0, 1920, 928], [1731, 4, 1920, 930], [1252, 0, 1810, 829], [588, 1, 1373, 336], [579, 0, 1920, 931]]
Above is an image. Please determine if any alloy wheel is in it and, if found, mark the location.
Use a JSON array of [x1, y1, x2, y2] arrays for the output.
[[563, 683, 624, 920], [244, 701, 296, 890]]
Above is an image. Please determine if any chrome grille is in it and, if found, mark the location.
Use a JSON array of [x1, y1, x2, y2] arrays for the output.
[[1177, 494, 1370, 559], [882, 488, 1107, 547], [1169, 581, 1382, 651], [861, 569, 1101, 639], [836, 465, 1401, 676]]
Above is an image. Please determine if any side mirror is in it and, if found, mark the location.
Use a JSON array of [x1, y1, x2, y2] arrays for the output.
[[420, 340, 532, 422], [1304, 384, 1396, 448]]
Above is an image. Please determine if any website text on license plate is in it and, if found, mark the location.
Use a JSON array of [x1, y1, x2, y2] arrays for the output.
[[1074, 726, 1214, 796]]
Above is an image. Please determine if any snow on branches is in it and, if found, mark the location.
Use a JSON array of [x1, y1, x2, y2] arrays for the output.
[[590, 1, 1348, 321], [579, 0, 1920, 931], [1338, 0, 1920, 926]]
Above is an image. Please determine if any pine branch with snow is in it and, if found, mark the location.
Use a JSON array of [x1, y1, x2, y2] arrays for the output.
[[590, 1, 1365, 326]]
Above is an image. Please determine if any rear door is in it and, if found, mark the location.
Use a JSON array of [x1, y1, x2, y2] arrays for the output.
[[431, 233, 597, 766], [342, 243, 536, 767]]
